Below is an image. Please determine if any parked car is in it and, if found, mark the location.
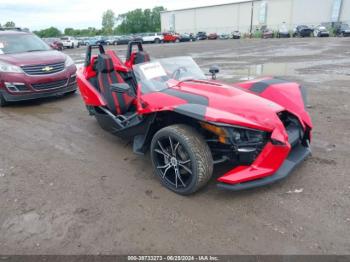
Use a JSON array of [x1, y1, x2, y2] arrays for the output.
[[142, 33, 164, 44], [231, 31, 241, 39], [261, 26, 274, 39], [0, 30, 77, 106], [84, 36, 107, 46], [293, 25, 313, 37], [208, 33, 218, 40], [277, 22, 290, 38], [163, 32, 181, 43], [43, 38, 63, 51], [76, 41, 313, 195], [132, 34, 144, 42], [80, 37, 90, 46], [196, 32, 207, 40], [82, 37, 94, 46], [335, 23, 350, 37], [96, 36, 108, 45], [76, 37, 86, 47], [179, 33, 196, 42], [115, 35, 133, 45], [313, 25, 330, 37], [105, 36, 118, 45], [219, 33, 230, 40], [60, 36, 80, 48]]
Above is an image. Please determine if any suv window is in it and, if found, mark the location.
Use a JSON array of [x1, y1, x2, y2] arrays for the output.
[[0, 34, 50, 54]]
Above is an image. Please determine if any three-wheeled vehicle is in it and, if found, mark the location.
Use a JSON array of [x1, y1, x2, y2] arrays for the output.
[[76, 42, 312, 195]]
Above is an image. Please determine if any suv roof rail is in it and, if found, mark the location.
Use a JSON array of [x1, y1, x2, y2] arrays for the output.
[[0, 27, 29, 32]]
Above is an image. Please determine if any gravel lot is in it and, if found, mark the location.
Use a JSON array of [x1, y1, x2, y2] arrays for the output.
[[0, 38, 349, 255]]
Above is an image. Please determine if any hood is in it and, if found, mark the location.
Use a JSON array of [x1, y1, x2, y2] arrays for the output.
[[171, 80, 285, 131], [0, 50, 67, 66]]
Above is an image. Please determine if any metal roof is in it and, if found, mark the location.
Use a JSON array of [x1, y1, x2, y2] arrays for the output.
[[160, 0, 260, 13]]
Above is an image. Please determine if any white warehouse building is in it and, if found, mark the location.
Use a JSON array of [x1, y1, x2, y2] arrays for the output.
[[160, 0, 350, 34]]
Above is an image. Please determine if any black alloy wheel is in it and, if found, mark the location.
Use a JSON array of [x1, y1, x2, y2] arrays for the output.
[[151, 125, 213, 195]]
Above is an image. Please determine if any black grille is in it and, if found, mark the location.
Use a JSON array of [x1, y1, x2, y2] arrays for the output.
[[32, 79, 68, 90], [15, 84, 29, 91], [21, 62, 65, 75], [69, 75, 77, 84]]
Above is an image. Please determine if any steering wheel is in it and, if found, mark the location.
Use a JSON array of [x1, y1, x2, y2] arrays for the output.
[[171, 66, 188, 80]]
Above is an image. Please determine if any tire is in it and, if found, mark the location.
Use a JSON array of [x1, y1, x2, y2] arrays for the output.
[[154, 38, 160, 44], [150, 124, 213, 195], [0, 94, 7, 107], [65, 90, 77, 96], [175, 38, 180, 43], [71, 43, 74, 49]]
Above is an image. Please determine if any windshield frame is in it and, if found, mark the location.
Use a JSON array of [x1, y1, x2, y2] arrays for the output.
[[133, 56, 207, 94]]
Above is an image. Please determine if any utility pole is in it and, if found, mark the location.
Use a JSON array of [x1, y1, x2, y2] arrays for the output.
[[249, 0, 254, 38]]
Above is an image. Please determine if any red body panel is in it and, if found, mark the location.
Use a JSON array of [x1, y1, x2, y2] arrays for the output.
[[235, 77, 313, 129], [77, 67, 106, 106], [163, 33, 180, 42]]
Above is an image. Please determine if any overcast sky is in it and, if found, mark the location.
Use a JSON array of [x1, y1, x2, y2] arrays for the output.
[[0, 0, 241, 30]]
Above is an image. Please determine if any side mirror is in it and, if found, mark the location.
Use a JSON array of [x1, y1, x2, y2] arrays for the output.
[[209, 65, 220, 80], [110, 83, 131, 93]]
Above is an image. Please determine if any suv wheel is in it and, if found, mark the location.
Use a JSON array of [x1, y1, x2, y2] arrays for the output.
[[0, 94, 7, 107], [154, 38, 160, 44], [151, 124, 213, 195]]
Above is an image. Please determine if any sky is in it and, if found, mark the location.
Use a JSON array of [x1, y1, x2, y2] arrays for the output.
[[0, 0, 241, 31]]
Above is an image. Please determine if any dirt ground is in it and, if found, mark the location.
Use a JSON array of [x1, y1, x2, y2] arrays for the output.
[[0, 38, 349, 255]]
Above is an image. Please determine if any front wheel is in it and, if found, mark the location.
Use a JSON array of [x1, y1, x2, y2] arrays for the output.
[[65, 90, 77, 96], [0, 94, 7, 107], [151, 125, 213, 195]]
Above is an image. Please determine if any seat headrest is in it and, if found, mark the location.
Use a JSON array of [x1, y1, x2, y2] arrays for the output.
[[97, 54, 114, 73], [134, 51, 150, 65]]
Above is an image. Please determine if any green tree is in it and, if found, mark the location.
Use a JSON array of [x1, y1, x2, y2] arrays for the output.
[[102, 9, 115, 35], [33, 27, 62, 38], [64, 28, 75, 36], [4, 21, 15, 28], [115, 6, 165, 34], [150, 6, 165, 32]]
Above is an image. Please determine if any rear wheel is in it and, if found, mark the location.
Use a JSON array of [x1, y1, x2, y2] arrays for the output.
[[0, 94, 7, 107], [154, 38, 160, 44], [151, 124, 213, 195], [175, 38, 180, 43]]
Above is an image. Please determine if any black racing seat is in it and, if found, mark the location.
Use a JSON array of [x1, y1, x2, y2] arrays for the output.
[[133, 51, 150, 65], [96, 54, 135, 115]]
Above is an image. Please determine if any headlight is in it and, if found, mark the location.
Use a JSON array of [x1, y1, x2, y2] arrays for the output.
[[201, 122, 268, 146], [227, 128, 267, 145], [0, 61, 23, 73], [65, 56, 75, 67]]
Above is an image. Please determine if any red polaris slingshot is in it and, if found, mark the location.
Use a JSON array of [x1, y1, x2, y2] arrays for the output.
[[76, 42, 312, 195]]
